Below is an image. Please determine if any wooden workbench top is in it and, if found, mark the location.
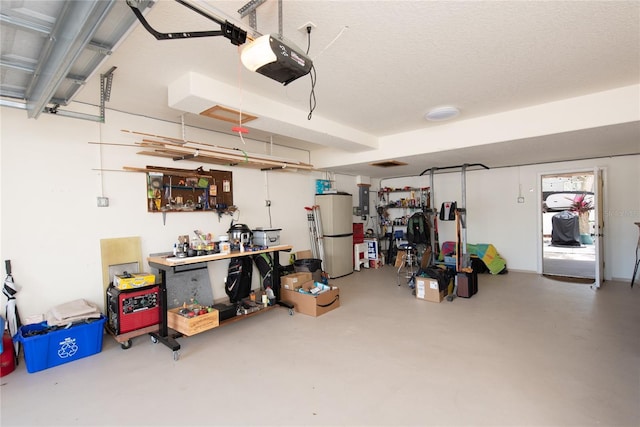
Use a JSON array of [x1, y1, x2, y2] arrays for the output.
[[148, 244, 293, 267]]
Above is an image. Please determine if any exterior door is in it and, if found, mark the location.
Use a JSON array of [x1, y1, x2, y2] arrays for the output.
[[593, 167, 605, 288], [540, 170, 603, 281]]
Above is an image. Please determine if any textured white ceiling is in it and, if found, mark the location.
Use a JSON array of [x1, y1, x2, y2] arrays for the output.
[[70, 0, 640, 177]]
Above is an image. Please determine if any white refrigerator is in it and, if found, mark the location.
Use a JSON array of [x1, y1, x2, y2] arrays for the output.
[[315, 193, 353, 278]]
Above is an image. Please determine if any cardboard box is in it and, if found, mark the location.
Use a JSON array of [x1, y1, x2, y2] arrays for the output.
[[296, 250, 313, 260], [280, 281, 340, 317], [167, 307, 219, 336], [416, 278, 444, 303], [113, 273, 156, 290], [280, 272, 312, 291]]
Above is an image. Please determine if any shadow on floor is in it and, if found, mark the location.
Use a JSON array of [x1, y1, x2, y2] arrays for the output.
[[542, 274, 595, 284]]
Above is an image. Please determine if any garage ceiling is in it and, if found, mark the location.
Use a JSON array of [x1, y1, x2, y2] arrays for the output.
[[1, 0, 639, 178]]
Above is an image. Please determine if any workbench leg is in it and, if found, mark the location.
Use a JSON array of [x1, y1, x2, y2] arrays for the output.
[[149, 268, 181, 354]]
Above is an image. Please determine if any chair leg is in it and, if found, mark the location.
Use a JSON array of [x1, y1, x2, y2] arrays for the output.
[[397, 253, 405, 286]]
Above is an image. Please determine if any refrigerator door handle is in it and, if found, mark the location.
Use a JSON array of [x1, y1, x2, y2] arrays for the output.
[[324, 233, 353, 238]]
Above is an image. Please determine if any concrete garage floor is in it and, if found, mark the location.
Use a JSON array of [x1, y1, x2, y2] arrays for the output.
[[1, 267, 638, 426], [543, 243, 596, 280]]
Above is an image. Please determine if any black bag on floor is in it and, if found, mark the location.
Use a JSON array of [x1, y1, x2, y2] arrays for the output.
[[226, 257, 253, 303], [470, 257, 490, 274], [422, 266, 455, 292]]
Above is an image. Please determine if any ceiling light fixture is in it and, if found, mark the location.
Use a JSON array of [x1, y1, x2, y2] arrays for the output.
[[425, 106, 460, 122]]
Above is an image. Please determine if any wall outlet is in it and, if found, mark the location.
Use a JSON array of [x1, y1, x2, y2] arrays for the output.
[[97, 196, 109, 207], [297, 21, 317, 33], [517, 196, 525, 204]]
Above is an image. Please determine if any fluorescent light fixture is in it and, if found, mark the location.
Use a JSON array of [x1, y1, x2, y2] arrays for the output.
[[240, 34, 312, 85]]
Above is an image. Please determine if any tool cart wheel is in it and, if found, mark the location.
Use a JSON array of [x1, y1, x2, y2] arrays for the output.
[[289, 308, 294, 316], [173, 351, 180, 361], [120, 339, 132, 350], [150, 335, 158, 344]]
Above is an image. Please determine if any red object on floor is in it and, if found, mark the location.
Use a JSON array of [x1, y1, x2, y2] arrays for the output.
[[0, 330, 16, 377]]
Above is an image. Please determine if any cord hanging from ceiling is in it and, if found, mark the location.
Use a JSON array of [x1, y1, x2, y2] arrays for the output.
[[306, 26, 317, 120], [313, 25, 349, 60], [233, 45, 248, 144], [303, 25, 349, 120]]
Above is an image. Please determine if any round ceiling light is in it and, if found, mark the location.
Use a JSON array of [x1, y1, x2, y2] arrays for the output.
[[425, 105, 460, 122]]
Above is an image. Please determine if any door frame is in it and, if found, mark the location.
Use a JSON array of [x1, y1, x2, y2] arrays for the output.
[[536, 167, 607, 284], [593, 167, 605, 288]]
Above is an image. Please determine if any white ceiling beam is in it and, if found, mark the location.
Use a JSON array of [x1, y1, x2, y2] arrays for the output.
[[168, 71, 379, 152]]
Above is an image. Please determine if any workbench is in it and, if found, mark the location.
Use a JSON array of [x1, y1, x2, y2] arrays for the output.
[[147, 244, 293, 360]]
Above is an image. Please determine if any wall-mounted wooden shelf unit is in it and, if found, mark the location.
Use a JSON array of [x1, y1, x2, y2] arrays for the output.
[[123, 166, 233, 213]]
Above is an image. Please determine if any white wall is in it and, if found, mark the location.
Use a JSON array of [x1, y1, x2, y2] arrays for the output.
[[377, 156, 640, 280], [0, 107, 324, 318], [1, 105, 638, 320]]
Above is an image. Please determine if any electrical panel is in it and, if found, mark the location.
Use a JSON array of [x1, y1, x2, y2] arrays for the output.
[[359, 185, 370, 216]]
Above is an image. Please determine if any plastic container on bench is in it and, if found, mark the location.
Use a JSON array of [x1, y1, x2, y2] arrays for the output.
[[15, 316, 107, 373], [252, 228, 281, 247]]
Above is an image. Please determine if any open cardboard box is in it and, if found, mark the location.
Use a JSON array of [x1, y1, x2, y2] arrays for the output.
[[281, 272, 312, 291], [280, 280, 340, 317]]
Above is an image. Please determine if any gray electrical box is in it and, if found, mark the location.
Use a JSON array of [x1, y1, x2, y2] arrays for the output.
[[358, 185, 370, 216]]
